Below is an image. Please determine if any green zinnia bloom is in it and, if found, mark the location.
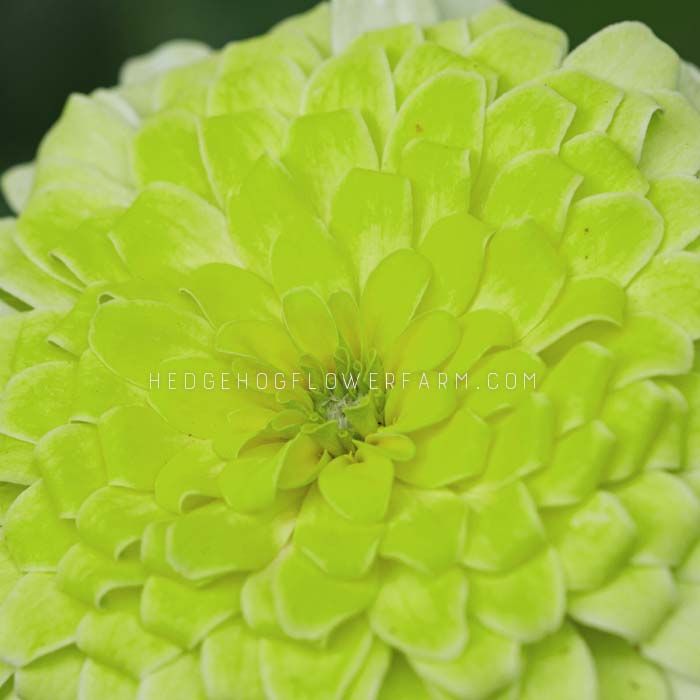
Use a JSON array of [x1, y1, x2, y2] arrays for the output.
[[1, 0, 700, 698]]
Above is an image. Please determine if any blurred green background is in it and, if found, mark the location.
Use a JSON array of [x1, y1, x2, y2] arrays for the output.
[[1, 0, 699, 217]]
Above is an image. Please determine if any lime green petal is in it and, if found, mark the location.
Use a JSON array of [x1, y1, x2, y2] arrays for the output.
[[465, 22, 566, 93], [99, 404, 188, 491], [643, 382, 688, 471], [79, 660, 137, 700], [520, 623, 597, 700], [284, 110, 378, 222], [418, 213, 491, 315], [349, 24, 424, 69], [470, 548, 565, 642], [77, 605, 181, 679], [387, 310, 460, 372], [346, 638, 391, 700], [4, 481, 77, 570], [295, 485, 383, 578], [640, 91, 700, 179], [319, 451, 393, 523], [226, 155, 323, 275], [73, 349, 145, 422], [283, 288, 339, 368], [472, 219, 565, 337], [303, 46, 396, 150], [542, 70, 624, 137], [523, 277, 626, 353], [562, 193, 664, 286], [201, 109, 287, 204], [0, 220, 78, 310], [411, 619, 520, 698], [562, 132, 648, 199], [260, 618, 372, 700], [56, 542, 145, 607], [628, 253, 700, 339], [399, 140, 472, 243], [141, 574, 242, 648], [89, 299, 212, 389], [37, 93, 135, 184], [545, 491, 636, 592], [361, 249, 431, 356], [48, 285, 108, 357], [473, 84, 575, 210], [111, 183, 234, 278], [36, 424, 105, 517], [217, 320, 299, 374], [0, 435, 38, 486], [0, 574, 84, 666], [601, 380, 670, 483], [14, 646, 84, 700], [463, 481, 544, 572], [16, 183, 126, 286], [649, 176, 700, 253], [0, 361, 76, 443], [563, 22, 679, 91], [271, 223, 356, 299], [384, 71, 486, 172], [77, 487, 168, 558], [371, 565, 468, 660], [241, 561, 285, 637], [186, 263, 280, 328], [482, 393, 554, 484], [597, 314, 693, 388], [396, 405, 490, 487], [381, 485, 467, 573], [527, 421, 614, 506], [10, 311, 69, 375], [201, 621, 265, 699], [465, 348, 546, 417], [586, 630, 671, 700], [424, 18, 470, 53], [154, 441, 222, 513], [139, 653, 206, 700], [133, 111, 213, 202], [220, 445, 284, 514], [569, 566, 677, 643], [443, 309, 514, 375], [676, 373, 700, 470], [167, 499, 296, 579], [394, 43, 496, 106], [384, 373, 457, 433], [377, 654, 446, 700], [274, 547, 377, 640], [484, 150, 581, 237], [208, 55, 306, 117], [331, 168, 413, 288], [643, 583, 700, 682], [607, 90, 661, 164], [615, 472, 700, 566]]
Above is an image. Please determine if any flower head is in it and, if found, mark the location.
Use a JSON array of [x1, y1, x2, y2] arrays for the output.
[[1, 1, 700, 698]]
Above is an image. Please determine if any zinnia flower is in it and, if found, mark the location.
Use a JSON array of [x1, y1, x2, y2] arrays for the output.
[[1, 0, 700, 698]]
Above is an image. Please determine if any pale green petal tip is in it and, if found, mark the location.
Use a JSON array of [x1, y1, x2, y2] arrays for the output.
[[1, 163, 35, 214], [330, 0, 505, 52], [680, 61, 700, 111], [119, 39, 212, 85]]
